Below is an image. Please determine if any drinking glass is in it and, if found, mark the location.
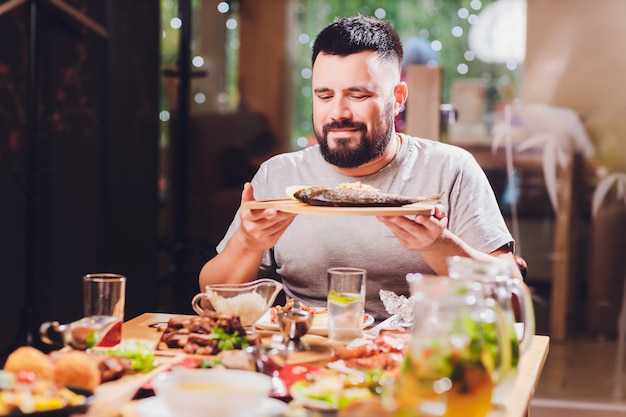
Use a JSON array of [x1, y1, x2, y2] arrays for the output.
[[327, 267, 366, 344], [83, 273, 126, 347]]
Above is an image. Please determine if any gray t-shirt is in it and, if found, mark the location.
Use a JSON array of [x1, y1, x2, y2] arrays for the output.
[[217, 134, 513, 320]]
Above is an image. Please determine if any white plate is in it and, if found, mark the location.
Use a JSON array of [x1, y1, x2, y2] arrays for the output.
[[290, 377, 372, 411], [134, 396, 287, 417], [290, 387, 335, 410], [255, 309, 374, 336], [364, 314, 407, 337]]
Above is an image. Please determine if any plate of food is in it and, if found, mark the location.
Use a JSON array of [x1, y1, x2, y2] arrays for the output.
[[289, 368, 377, 411], [0, 347, 96, 417], [243, 182, 441, 216], [156, 312, 263, 356], [254, 300, 374, 336]]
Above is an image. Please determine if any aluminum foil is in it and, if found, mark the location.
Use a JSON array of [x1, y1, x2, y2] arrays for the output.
[[379, 289, 415, 329]]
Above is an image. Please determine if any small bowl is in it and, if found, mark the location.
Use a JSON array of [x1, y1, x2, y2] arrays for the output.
[[191, 278, 283, 326], [152, 369, 273, 417]]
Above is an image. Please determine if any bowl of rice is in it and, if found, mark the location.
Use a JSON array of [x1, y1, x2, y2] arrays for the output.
[[191, 278, 283, 326]]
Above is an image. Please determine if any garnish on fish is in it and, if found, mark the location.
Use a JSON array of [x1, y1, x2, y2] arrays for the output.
[[286, 182, 443, 207]]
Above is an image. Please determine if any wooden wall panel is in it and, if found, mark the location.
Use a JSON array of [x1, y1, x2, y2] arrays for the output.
[[0, 0, 159, 357], [404, 65, 442, 141], [523, 0, 626, 339], [523, 0, 626, 172], [239, 0, 291, 150]]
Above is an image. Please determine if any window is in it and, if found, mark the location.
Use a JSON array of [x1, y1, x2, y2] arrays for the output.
[[289, 0, 521, 148]]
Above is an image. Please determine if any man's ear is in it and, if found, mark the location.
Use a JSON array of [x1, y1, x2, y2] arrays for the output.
[[393, 81, 408, 116]]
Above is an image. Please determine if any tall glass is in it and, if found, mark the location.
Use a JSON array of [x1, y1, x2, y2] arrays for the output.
[[83, 273, 126, 347], [327, 267, 366, 344]]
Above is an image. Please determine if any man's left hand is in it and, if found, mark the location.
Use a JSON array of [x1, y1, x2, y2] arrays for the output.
[[377, 204, 448, 251]]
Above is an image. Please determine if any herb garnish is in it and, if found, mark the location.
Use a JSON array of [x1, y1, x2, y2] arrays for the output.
[[209, 327, 250, 351]]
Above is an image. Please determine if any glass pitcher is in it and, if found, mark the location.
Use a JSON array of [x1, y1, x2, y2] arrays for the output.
[[446, 256, 536, 404], [392, 274, 511, 417]]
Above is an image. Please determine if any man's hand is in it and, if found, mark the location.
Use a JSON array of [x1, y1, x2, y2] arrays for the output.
[[234, 182, 297, 251], [199, 182, 297, 288], [377, 206, 520, 278], [376, 204, 448, 252]]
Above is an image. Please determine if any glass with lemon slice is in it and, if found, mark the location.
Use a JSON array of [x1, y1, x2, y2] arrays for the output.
[[327, 267, 366, 344]]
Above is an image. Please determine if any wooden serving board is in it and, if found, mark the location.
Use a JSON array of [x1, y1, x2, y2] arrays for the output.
[[123, 313, 331, 365], [153, 331, 331, 366], [243, 199, 434, 216]]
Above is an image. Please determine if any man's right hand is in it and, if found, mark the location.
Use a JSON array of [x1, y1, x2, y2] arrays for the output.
[[199, 182, 296, 288], [234, 182, 297, 251]]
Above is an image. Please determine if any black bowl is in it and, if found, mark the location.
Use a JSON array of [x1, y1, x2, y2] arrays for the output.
[[5, 386, 94, 417]]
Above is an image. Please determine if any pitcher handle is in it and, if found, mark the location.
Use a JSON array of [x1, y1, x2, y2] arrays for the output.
[[511, 278, 536, 354]]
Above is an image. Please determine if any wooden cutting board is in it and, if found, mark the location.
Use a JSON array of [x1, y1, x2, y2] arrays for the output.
[[122, 313, 331, 365], [243, 199, 434, 216], [261, 331, 332, 366]]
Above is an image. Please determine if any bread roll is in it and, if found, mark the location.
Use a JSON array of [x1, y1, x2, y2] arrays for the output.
[[53, 350, 101, 392], [3, 346, 54, 381]]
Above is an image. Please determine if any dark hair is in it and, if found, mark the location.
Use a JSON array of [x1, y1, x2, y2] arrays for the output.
[[312, 15, 403, 68]]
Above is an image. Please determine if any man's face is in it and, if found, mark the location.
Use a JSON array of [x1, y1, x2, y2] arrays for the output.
[[312, 51, 400, 168]]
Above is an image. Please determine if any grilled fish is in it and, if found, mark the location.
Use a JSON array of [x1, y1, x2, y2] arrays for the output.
[[288, 183, 443, 207]]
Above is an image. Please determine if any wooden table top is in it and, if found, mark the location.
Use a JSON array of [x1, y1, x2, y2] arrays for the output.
[[105, 312, 550, 417]]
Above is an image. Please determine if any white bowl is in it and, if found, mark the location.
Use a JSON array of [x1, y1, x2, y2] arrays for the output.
[[152, 369, 273, 417]]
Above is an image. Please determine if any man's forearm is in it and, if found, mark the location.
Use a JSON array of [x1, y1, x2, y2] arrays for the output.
[[198, 234, 265, 289], [419, 230, 518, 277]]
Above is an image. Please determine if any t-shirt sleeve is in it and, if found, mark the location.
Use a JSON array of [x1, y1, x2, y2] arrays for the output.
[[446, 152, 514, 253]]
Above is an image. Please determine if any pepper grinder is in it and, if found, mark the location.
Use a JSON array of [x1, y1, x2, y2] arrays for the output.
[[277, 299, 314, 352]]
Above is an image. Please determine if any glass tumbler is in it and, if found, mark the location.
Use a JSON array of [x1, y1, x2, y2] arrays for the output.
[[327, 267, 366, 344]]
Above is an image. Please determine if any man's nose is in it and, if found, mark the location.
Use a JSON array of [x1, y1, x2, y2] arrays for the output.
[[329, 97, 352, 121]]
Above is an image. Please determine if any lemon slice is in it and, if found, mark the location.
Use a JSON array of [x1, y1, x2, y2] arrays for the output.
[[327, 291, 363, 305]]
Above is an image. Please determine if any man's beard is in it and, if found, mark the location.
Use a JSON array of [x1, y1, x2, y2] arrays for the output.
[[314, 104, 394, 168]]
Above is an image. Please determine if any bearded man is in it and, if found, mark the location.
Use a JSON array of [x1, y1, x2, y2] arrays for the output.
[[199, 15, 518, 320]]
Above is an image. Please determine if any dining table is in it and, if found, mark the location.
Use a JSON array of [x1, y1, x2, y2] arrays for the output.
[[86, 312, 550, 417]]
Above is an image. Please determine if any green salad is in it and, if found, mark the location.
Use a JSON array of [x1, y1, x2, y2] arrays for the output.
[[103, 340, 157, 373], [290, 369, 376, 410]]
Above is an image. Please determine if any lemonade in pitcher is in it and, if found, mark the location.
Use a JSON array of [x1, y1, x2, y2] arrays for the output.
[[394, 320, 494, 417], [393, 274, 511, 417]]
